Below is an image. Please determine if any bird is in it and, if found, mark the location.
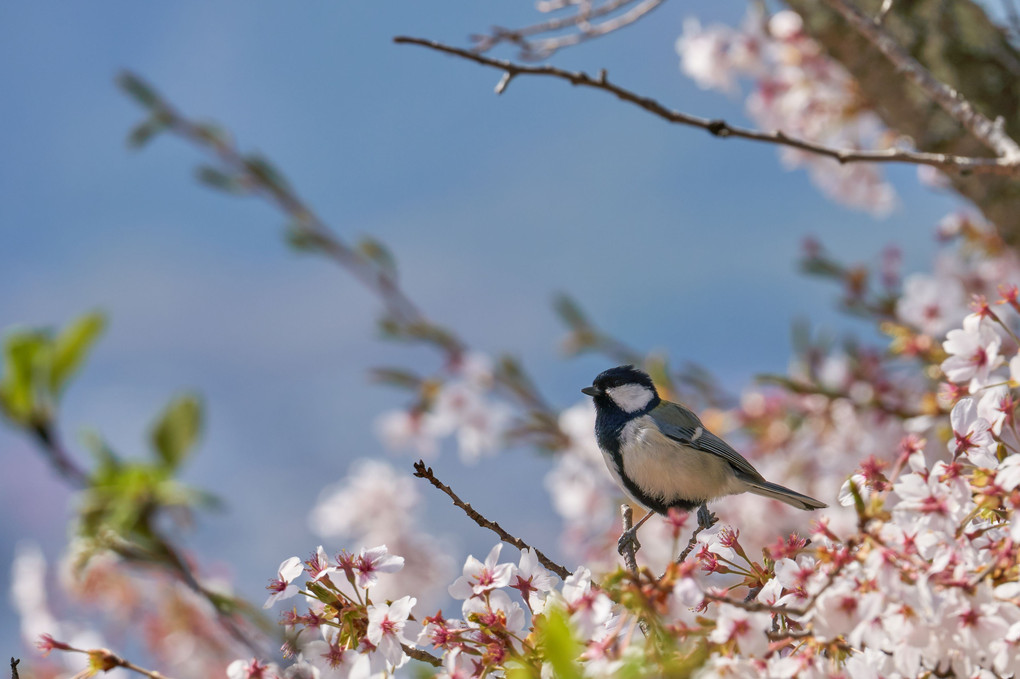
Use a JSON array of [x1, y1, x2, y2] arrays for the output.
[[581, 365, 827, 554]]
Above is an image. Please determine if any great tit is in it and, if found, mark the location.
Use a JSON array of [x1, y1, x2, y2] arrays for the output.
[[582, 365, 827, 553]]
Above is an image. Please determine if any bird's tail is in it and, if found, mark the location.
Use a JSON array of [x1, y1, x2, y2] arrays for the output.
[[745, 480, 827, 510]]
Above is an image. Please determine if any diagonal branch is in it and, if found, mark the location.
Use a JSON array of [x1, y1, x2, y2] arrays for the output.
[[821, 0, 1020, 161], [394, 36, 1020, 176], [473, 0, 667, 60], [412, 460, 572, 580]]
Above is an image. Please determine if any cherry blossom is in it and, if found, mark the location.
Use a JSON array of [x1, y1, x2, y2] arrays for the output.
[[365, 595, 417, 668], [264, 556, 303, 609], [448, 544, 513, 599], [353, 545, 404, 589], [942, 314, 1004, 391]]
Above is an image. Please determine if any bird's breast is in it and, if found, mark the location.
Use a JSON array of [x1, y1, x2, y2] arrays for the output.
[[619, 416, 741, 505]]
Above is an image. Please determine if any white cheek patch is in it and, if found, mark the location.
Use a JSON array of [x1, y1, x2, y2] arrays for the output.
[[606, 383, 654, 413]]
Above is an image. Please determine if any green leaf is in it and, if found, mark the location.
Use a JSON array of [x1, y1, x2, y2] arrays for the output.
[[117, 72, 162, 109], [126, 117, 167, 148], [50, 312, 106, 394], [243, 154, 289, 194], [196, 165, 246, 194], [285, 222, 324, 252], [552, 293, 589, 329], [0, 330, 50, 424], [357, 237, 397, 280], [150, 394, 203, 469], [535, 608, 583, 679]]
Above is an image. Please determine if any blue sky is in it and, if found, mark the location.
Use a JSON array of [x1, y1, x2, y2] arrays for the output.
[[0, 1, 961, 659]]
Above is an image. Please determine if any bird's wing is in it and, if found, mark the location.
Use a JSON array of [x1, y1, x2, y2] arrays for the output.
[[649, 401, 765, 481]]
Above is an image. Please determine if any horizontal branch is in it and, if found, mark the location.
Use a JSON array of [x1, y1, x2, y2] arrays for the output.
[[412, 460, 572, 580], [393, 36, 1020, 176]]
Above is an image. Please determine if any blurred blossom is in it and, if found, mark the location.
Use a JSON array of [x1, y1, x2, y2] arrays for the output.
[[310, 460, 419, 539], [677, 7, 898, 214], [308, 459, 452, 609], [896, 272, 968, 337], [942, 314, 1004, 391]]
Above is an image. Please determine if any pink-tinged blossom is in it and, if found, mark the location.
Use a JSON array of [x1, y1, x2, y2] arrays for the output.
[[304, 546, 337, 583], [997, 455, 1020, 491], [560, 567, 614, 639], [301, 640, 371, 679], [365, 595, 417, 668], [977, 386, 1015, 436], [448, 544, 513, 599], [435, 648, 474, 679], [948, 398, 998, 468], [227, 658, 281, 679], [892, 463, 973, 535], [431, 381, 513, 464], [463, 589, 526, 638], [896, 272, 967, 337], [354, 545, 404, 589], [1010, 353, 1020, 386], [708, 603, 771, 657], [676, 18, 743, 93], [509, 548, 555, 613], [374, 409, 441, 458], [941, 314, 1004, 391], [264, 557, 303, 609], [309, 460, 419, 539]]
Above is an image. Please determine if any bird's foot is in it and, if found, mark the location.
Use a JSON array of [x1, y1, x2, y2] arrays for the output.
[[697, 504, 717, 530], [617, 526, 641, 555]]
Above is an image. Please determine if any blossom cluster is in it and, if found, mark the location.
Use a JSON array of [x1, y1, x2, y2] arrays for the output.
[[676, 8, 898, 215], [373, 353, 514, 464]]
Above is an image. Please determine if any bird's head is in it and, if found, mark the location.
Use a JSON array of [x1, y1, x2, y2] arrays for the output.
[[582, 365, 660, 415]]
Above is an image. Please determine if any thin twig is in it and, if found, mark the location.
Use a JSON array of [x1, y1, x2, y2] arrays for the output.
[[120, 72, 566, 449], [412, 460, 572, 580], [403, 644, 442, 668], [30, 425, 262, 655], [46, 642, 173, 679], [620, 505, 639, 575], [10, 658, 19, 679], [473, 0, 665, 59], [31, 420, 89, 487], [822, 0, 1020, 161], [676, 513, 714, 563], [393, 36, 1020, 176]]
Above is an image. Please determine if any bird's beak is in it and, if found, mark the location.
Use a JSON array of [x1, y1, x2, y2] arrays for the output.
[[581, 386, 599, 397]]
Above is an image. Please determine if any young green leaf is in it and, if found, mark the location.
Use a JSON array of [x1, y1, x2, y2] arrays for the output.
[[150, 394, 203, 469], [50, 312, 106, 394], [535, 608, 583, 679], [0, 331, 50, 425]]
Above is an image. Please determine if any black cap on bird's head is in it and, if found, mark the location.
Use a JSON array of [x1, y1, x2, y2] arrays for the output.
[[582, 365, 659, 414]]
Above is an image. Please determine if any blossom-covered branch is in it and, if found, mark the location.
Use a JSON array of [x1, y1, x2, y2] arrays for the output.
[[822, 0, 1020, 162], [412, 460, 572, 579], [394, 36, 1020, 176]]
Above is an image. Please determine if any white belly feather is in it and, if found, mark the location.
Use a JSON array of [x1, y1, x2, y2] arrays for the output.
[[619, 416, 745, 504]]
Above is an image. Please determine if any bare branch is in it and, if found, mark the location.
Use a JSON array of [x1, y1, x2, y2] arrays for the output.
[[822, 0, 1020, 161], [620, 504, 639, 575], [412, 460, 572, 580], [10, 658, 19, 679], [473, 0, 666, 60], [393, 36, 1020, 176], [403, 644, 442, 668]]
